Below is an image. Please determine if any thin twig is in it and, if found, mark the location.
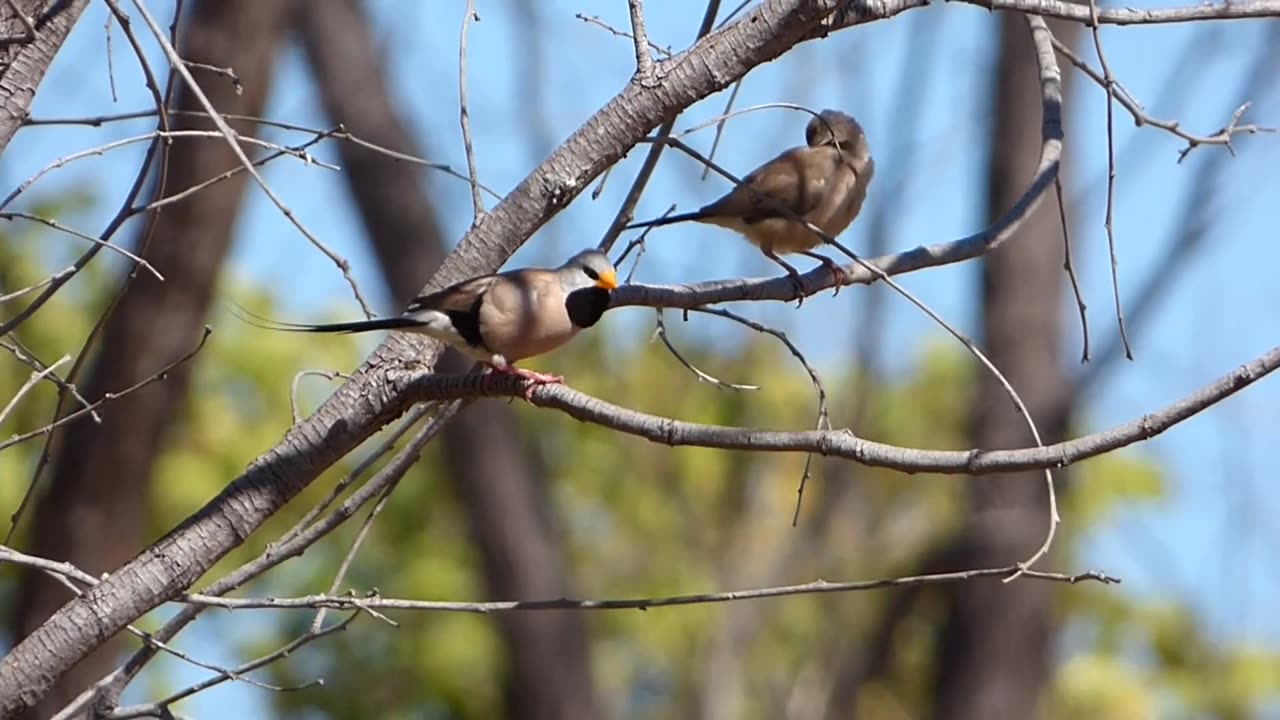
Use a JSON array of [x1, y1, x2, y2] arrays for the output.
[[183, 60, 241, 94], [1051, 35, 1277, 162], [274, 403, 437, 547], [0, 355, 69, 428], [626, 0, 655, 77], [0, 324, 207, 448], [0, 340, 97, 421], [1054, 176, 1089, 362], [458, 0, 485, 221], [20, 108, 505, 198], [181, 566, 1120, 614], [0, 268, 66, 303], [574, 12, 672, 57], [652, 310, 760, 391], [701, 79, 745, 180], [0, 212, 163, 279], [678, 101, 824, 138], [1073, 24, 1280, 394], [104, 10, 118, 101], [3, 327, 210, 542], [686, 306, 830, 524], [309, 480, 403, 633], [0, 129, 333, 212], [289, 370, 350, 425], [139, 128, 340, 213], [1087, 0, 1133, 361], [129, 0, 375, 317], [615, 205, 673, 277], [104, 616, 354, 720]]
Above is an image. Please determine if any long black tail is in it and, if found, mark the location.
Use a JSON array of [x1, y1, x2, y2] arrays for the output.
[[229, 303, 424, 335], [623, 211, 705, 231], [281, 316, 424, 334]]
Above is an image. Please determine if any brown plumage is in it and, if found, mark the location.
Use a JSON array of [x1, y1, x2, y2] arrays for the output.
[[239, 249, 618, 395], [628, 109, 874, 289]]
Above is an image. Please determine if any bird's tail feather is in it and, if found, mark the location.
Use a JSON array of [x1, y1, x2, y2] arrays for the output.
[[229, 302, 422, 335], [624, 211, 705, 230]]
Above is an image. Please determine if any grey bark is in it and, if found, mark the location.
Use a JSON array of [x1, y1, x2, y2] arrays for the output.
[[296, 2, 601, 718], [931, 14, 1078, 720], [0, 0, 89, 155], [5, 1, 287, 716]]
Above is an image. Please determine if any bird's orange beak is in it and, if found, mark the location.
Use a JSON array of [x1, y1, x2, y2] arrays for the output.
[[596, 270, 619, 291]]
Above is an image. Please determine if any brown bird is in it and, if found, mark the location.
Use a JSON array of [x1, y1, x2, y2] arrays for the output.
[[627, 109, 874, 291], [240, 249, 619, 396]]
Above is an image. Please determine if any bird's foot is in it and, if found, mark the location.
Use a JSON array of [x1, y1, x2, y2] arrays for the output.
[[805, 253, 849, 296], [487, 363, 564, 401], [764, 250, 807, 307], [786, 270, 807, 307]]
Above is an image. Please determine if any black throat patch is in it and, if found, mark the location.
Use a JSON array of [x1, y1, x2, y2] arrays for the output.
[[564, 287, 611, 329]]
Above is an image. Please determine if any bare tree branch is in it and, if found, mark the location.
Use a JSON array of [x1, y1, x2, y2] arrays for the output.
[[176, 567, 1119, 613]]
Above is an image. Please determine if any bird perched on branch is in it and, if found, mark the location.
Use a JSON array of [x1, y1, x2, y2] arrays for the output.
[[239, 249, 619, 397], [627, 109, 874, 293]]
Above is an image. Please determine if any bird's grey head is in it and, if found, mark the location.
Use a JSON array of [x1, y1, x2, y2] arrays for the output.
[[558, 249, 619, 292], [559, 249, 618, 330], [805, 110, 867, 153]]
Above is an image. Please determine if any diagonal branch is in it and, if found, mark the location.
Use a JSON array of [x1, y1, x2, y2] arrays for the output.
[[389, 344, 1279, 475]]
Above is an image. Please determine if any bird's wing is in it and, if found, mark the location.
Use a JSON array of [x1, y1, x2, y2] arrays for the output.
[[698, 147, 829, 223], [403, 274, 498, 348]]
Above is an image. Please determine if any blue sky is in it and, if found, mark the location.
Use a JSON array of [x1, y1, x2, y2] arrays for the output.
[[5, 0, 1279, 715]]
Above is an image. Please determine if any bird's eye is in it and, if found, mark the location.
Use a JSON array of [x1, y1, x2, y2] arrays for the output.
[[583, 267, 599, 280]]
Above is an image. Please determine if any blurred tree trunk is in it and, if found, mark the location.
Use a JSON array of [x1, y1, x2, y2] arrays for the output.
[[931, 15, 1079, 720], [7, 2, 287, 716], [295, 3, 602, 719]]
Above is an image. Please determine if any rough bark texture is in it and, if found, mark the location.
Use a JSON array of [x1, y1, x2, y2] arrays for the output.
[[7, 2, 287, 716], [0, 3, 913, 714], [0, 0, 89, 155], [296, 2, 602, 718], [931, 14, 1078, 720]]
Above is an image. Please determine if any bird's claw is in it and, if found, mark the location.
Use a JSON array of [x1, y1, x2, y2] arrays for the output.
[[788, 274, 806, 307], [801, 252, 848, 297], [820, 258, 848, 297], [488, 364, 564, 402]]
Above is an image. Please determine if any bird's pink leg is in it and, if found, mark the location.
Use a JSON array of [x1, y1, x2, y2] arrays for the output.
[[486, 363, 564, 401], [761, 247, 806, 307], [800, 251, 849, 297]]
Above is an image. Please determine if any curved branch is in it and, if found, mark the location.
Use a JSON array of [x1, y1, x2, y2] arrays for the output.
[[393, 345, 1279, 474]]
